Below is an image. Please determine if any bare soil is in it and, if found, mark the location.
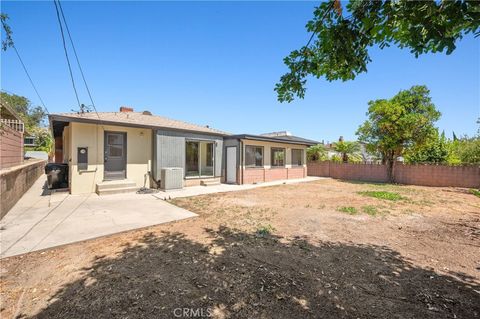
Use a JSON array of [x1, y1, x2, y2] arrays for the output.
[[1, 179, 479, 318]]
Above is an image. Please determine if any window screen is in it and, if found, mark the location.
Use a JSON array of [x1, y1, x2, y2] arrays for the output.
[[271, 148, 285, 167], [245, 146, 263, 167], [291, 149, 304, 166]]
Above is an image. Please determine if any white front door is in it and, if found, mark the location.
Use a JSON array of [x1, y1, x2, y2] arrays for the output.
[[226, 147, 237, 184]]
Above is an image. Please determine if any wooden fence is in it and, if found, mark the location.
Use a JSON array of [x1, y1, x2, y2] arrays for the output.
[[0, 124, 23, 169]]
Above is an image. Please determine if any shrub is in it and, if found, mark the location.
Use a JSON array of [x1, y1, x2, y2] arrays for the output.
[[256, 224, 276, 236]]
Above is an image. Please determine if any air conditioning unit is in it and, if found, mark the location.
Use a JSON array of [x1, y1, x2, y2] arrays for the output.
[[160, 167, 184, 191]]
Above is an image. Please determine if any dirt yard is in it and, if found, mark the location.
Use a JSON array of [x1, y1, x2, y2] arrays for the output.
[[1, 179, 479, 318]]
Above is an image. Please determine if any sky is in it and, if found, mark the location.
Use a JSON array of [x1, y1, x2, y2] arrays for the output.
[[1, 1, 479, 143]]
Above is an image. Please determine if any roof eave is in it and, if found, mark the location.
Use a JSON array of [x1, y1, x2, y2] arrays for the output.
[[226, 134, 318, 146], [48, 114, 229, 137]]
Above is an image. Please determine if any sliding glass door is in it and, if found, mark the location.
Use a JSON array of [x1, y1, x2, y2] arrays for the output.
[[186, 141, 214, 177]]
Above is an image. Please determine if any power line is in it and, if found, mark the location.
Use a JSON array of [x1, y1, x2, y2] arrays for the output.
[[304, 1, 335, 50], [57, 0, 100, 119], [53, 0, 81, 110], [1, 19, 50, 114]]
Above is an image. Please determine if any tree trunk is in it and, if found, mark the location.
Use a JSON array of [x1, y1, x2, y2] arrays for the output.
[[386, 151, 396, 183]]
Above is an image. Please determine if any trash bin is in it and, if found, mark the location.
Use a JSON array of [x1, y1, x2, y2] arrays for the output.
[[45, 163, 69, 189]]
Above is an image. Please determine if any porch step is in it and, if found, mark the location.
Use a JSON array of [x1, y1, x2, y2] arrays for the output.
[[200, 180, 221, 187], [96, 180, 138, 195]]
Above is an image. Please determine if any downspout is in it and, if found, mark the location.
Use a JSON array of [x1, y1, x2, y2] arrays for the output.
[[240, 139, 244, 185]]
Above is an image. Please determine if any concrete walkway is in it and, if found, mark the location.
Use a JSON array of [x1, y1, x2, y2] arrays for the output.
[[0, 176, 197, 258], [153, 176, 324, 200]]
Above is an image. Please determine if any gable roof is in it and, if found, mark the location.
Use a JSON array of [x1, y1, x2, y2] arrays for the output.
[[49, 111, 229, 136], [0, 100, 23, 122], [226, 133, 319, 146]]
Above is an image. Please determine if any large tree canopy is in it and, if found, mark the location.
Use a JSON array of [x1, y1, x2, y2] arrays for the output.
[[276, 0, 480, 102], [356, 85, 441, 181], [0, 92, 47, 131]]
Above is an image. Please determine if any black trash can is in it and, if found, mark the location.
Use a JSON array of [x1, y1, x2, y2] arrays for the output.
[[45, 163, 69, 189]]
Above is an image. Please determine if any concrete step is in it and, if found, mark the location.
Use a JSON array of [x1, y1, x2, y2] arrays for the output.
[[96, 180, 136, 191], [96, 180, 137, 195], [96, 186, 139, 196], [200, 180, 221, 187]]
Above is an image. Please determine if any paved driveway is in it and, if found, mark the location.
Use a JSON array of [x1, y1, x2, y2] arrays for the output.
[[0, 177, 197, 258]]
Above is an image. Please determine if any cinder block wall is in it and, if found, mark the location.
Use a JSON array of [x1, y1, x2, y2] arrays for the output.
[[0, 125, 23, 169], [307, 162, 480, 188], [1, 159, 46, 219]]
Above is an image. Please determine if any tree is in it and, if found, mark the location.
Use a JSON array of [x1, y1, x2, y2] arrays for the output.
[[449, 137, 480, 164], [332, 140, 361, 163], [356, 85, 440, 182], [0, 92, 52, 154], [404, 130, 449, 164], [1, 13, 14, 51], [0, 92, 47, 132], [275, 0, 480, 102], [307, 144, 328, 162], [27, 127, 54, 154]]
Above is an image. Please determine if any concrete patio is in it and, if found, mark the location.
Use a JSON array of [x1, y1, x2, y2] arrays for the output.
[[0, 176, 197, 258], [0, 175, 323, 259]]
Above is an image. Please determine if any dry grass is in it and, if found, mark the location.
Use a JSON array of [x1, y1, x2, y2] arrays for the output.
[[1, 178, 479, 319]]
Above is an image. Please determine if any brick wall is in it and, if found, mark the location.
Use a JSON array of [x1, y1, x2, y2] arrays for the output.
[[1, 159, 46, 219], [242, 167, 306, 184], [0, 124, 23, 169], [307, 161, 480, 188], [287, 167, 306, 179]]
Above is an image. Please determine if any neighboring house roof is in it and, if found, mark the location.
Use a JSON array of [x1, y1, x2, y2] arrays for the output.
[[226, 134, 319, 146], [49, 111, 229, 136], [0, 100, 23, 121]]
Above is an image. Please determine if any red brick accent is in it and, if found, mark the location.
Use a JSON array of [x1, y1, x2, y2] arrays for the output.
[[287, 167, 305, 179], [265, 168, 288, 181], [0, 125, 23, 169], [307, 161, 480, 188], [242, 167, 307, 184]]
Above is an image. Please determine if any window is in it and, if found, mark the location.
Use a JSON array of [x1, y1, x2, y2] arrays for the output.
[[245, 146, 263, 168], [186, 141, 215, 177], [291, 149, 304, 166], [271, 148, 285, 167], [185, 141, 199, 177]]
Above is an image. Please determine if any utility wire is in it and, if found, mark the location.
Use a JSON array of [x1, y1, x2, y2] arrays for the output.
[[53, 0, 81, 110], [304, 1, 335, 50], [57, 0, 100, 119], [1, 20, 50, 114]]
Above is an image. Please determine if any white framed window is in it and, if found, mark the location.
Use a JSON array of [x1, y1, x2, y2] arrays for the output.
[[245, 145, 263, 168], [291, 149, 304, 166], [271, 148, 285, 167]]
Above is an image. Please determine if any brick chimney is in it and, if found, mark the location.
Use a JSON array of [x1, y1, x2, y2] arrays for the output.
[[120, 106, 134, 113]]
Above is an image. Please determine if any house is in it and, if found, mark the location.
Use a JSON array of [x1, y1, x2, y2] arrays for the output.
[[0, 101, 25, 169], [224, 132, 317, 184], [49, 107, 318, 194]]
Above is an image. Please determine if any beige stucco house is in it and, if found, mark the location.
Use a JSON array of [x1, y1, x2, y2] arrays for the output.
[[49, 107, 317, 195]]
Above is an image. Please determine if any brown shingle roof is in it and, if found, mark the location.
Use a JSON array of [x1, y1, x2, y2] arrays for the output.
[[50, 111, 229, 135]]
